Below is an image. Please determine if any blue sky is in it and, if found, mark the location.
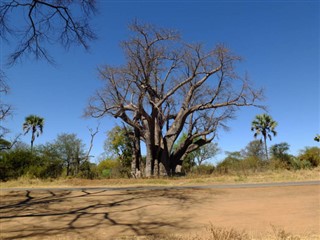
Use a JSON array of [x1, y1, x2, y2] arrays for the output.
[[1, 1, 319, 164]]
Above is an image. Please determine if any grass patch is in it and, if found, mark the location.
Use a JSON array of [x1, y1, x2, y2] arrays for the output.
[[114, 225, 319, 240], [1, 168, 319, 189]]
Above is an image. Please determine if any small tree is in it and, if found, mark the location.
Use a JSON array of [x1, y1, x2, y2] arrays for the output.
[[216, 151, 242, 174], [269, 142, 291, 169], [53, 133, 86, 176], [194, 142, 220, 166], [241, 140, 265, 171], [251, 113, 277, 160], [23, 115, 44, 151], [104, 126, 137, 177], [242, 140, 265, 159]]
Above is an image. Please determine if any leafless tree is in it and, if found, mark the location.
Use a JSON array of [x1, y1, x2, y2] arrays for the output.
[[85, 124, 99, 161], [0, 72, 12, 138], [0, 74, 11, 120], [0, 0, 97, 65], [0, 73, 21, 150], [86, 22, 264, 177]]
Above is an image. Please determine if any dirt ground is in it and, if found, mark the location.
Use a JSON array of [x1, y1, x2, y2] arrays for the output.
[[0, 184, 319, 239]]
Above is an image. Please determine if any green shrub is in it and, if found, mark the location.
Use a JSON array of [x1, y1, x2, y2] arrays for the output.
[[298, 147, 320, 167], [0, 146, 65, 181], [193, 164, 215, 175], [0, 148, 34, 180], [242, 156, 263, 172], [290, 156, 312, 170], [97, 158, 128, 178], [269, 158, 290, 170], [102, 169, 112, 178], [78, 161, 99, 179]]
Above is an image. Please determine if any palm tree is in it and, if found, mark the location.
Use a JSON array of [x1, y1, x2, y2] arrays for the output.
[[23, 115, 44, 151], [251, 113, 277, 160]]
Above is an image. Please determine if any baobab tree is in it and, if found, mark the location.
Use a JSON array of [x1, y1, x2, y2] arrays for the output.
[[86, 22, 264, 177]]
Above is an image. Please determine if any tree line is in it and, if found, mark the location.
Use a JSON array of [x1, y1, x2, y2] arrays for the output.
[[1, 113, 319, 181], [0, 132, 97, 181]]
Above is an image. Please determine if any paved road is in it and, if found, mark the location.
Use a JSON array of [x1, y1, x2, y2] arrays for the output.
[[1, 180, 319, 192]]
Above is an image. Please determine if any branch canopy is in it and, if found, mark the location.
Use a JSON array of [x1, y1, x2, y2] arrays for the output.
[[86, 21, 264, 176]]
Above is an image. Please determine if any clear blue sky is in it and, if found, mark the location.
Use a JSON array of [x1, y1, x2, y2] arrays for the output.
[[1, 1, 319, 164]]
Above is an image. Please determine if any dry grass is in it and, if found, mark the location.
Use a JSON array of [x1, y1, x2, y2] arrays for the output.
[[113, 225, 320, 240], [1, 167, 319, 189]]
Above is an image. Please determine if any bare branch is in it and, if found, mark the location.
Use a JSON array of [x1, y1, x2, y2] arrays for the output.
[[85, 124, 99, 161], [87, 22, 264, 176], [0, 0, 97, 65]]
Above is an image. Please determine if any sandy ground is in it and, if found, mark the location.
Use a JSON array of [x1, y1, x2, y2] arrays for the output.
[[0, 184, 319, 239]]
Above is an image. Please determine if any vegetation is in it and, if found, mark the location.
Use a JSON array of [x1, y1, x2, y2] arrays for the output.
[[103, 125, 135, 177], [0, 8, 317, 240], [0, 134, 98, 181], [215, 141, 319, 176], [117, 225, 319, 240], [23, 114, 44, 151], [1, 119, 319, 182], [251, 114, 278, 160], [0, 14, 317, 182], [1, 127, 319, 182], [86, 22, 263, 177]]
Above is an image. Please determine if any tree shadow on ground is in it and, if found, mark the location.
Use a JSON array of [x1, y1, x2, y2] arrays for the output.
[[0, 187, 217, 239]]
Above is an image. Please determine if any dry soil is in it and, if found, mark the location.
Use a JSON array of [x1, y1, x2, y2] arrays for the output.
[[0, 184, 319, 239]]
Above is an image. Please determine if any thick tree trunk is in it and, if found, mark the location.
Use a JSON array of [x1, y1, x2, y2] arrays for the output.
[[131, 127, 141, 178], [145, 141, 153, 177], [144, 119, 154, 177], [159, 148, 170, 176]]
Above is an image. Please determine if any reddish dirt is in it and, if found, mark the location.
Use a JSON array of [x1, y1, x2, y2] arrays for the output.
[[0, 185, 319, 239]]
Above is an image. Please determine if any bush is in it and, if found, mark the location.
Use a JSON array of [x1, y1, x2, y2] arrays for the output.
[[0, 147, 64, 181], [290, 156, 312, 170], [0, 148, 34, 180], [242, 156, 263, 172], [193, 164, 215, 175], [298, 147, 320, 167], [216, 152, 243, 174], [97, 158, 127, 178], [78, 161, 99, 179], [269, 158, 289, 170]]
